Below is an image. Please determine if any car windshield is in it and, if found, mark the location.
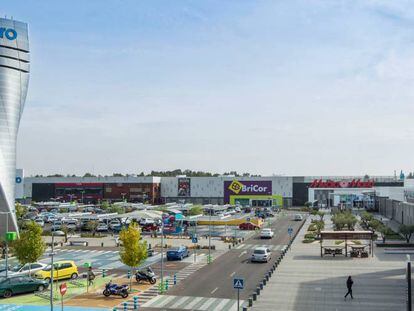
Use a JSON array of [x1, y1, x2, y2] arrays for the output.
[[254, 249, 266, 254], [10, 264, 23, 272]]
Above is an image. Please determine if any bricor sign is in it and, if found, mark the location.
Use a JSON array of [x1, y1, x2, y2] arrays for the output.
[[309, 179, 374, 189], [224, 180, 272, 203]]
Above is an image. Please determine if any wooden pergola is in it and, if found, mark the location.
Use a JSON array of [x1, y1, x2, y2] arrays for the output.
[[320, 230, 374, 257]]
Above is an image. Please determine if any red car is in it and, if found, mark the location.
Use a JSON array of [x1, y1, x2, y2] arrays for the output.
[[141, 224, 159, 232], [239, 222, 259, 230]]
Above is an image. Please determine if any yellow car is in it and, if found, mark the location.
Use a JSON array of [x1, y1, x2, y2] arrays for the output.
[[35, 260, 78, 282]]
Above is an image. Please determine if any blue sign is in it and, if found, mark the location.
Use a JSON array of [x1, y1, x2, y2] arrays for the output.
[[233, 278, 244, 290], [15, 177, 22, 184], [246, 217, 251, 222], [0, 28, 17, 40], [192, 237, 198, 243], [288, 227, 293, 236]]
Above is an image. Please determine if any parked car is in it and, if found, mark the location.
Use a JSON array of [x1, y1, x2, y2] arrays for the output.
[[293, 214, 303, 221], [239, 222, 259, 231], [109, 220, 122, 230], [141, 223, 159, 232], [0, 276, 49, 298], [96, 222, 109, 232], [62, 219, 78, 230], [167, 246, 189, 261], [251, 247, 271, 263], [51, 221, 62, 231], [1, 263, 47, 277], [260, 228, 274, 239], [35, 260, 78, 282], [34, 218, 45, 227], [139, 218, 155, 226]]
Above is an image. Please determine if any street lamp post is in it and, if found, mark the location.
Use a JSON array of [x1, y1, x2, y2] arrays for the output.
[[50, 223, 55, 311], [160, 218, 164, 292], [208, 208, 211, 264]]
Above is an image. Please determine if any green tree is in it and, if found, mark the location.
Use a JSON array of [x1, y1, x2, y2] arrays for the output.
[[360, 211, 373, 229], [15, 203, 26, 219], [399, 225, 414, 243], [101, 201, 110, 211], [317, 211, 325, 221], [368, 219, 381, 234], [314, 220, 325, 238], [119, 223, 147, 289], [188, 206, 203, 216], [86, 220, 99, 237], [378, 225, 393, 243], [12, 221, 46, 276]]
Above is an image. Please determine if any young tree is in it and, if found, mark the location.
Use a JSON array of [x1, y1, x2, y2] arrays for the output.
[[314, 220, 325, 238], [368, 219, 381, 234], [399, 225, 414, 243], [188, 206, 203, 216], [15, 203, 27, 219], [12, 221, 46, 276], [86, 220, 99, 237], [119, 223, 148, 289], [317, 211, 325, 221], [378, 225, 393, 243], [360, 211, 373, 229]]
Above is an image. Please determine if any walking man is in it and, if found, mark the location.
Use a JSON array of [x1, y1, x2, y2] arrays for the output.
[[344, 276, 354, 300], [87, 266, 95, 286]]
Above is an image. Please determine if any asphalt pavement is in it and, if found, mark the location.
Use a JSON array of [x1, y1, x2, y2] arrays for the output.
[[141, 212, 305, 310]]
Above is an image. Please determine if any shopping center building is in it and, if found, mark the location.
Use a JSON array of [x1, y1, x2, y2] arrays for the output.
[[0, 18, 30, 234], [21, 174, 406, 208]]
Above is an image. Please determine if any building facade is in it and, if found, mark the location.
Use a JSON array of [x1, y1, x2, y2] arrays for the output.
[[0, 18, 30, 234]]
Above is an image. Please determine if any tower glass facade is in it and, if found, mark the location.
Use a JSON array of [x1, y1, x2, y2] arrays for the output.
[[0, 18, 30, 233]]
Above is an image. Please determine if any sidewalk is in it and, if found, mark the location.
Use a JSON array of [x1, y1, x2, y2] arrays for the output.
[[252, 218, 409, 311]]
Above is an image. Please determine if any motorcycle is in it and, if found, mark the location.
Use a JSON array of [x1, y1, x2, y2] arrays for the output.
[[135, 267, 157, 284], [103, 281, 129, 298]]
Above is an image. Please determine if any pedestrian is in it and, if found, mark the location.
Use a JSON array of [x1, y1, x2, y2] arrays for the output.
[[344, 276, 354, 300], [87, 266, 95, 286]]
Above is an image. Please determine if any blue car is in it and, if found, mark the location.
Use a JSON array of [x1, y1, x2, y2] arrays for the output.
[[166, 246, 189, 261]]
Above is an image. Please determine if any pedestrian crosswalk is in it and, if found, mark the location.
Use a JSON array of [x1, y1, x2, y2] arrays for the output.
[[114, 250, 227, 310], [234, 243, 288, 252], [142, 295, 244, 311], [40, 248, 161, 271]]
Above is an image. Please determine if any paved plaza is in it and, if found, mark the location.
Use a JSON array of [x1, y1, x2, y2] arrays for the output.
[[252, 217, 410, 311]]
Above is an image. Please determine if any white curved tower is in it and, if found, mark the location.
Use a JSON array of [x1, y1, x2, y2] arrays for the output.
[[0, 18, 29, 234]]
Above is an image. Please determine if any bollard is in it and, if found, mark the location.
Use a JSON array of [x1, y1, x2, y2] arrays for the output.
[[133, 296, 138, 310], [113, 308, 116, 311], [174, 273, 177, 285], [101, 242, 104, 247], [165, 279, 169, 290], [127, 271, 131, 279], [243, 307, 248, 311], [256, 287, 261, 295], [149, 243, 151, 249], [229, 244, 231, 249], [249, 297, 253, 306], [102, 269, 106, 278], [266, 274, 269, 281], [123, 302, 127, 311], [253, 293, 257, 301], [263, 278, 267, 285], [259, 282, 263, 290]]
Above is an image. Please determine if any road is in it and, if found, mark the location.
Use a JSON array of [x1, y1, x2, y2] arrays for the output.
[[141, 212, 305, 310]]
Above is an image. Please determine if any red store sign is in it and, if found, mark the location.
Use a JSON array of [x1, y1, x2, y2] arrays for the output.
[[310, 179, 374, 188]]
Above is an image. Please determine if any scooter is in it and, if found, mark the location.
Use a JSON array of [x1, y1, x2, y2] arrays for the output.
[[103, 281, 129, 298], [135, 267, 157, 284]]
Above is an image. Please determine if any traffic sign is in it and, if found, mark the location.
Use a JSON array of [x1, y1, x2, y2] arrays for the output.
[[288, 227, 293, 236], [246, 217, 251, 222], [192, 237, 198, 243], [60, 283, 67, 296], [233, 278, 244, 290]]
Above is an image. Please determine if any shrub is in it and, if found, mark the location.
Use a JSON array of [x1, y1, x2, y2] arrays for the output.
[[335, 240, 344, 245], [308, 224, 316, 231], [351, 240, 362, 245], [302, 239, 315, 244], [304, 233, 316, 239]]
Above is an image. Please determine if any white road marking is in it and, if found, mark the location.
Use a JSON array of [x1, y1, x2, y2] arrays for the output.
[[230, 271, 236, 277], [238, 251, 247, 258], [211, 287, 219, 294]]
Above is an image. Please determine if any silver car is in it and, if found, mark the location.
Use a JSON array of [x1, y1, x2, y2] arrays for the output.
[[251, 247, 272, 263], [1, 263, 47, 277]]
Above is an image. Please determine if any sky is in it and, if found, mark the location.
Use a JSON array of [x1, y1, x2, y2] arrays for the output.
[[2, 0, 414, 176]]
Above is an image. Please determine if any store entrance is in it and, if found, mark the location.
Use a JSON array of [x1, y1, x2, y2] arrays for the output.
[[251, 199, 272, 207], [234, 198, 250, 207]]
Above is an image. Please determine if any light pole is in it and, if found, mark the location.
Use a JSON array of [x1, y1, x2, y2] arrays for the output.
[[160, 217, 164, 291], [0, 211, 14, 278], [208, 208, 211, 264]]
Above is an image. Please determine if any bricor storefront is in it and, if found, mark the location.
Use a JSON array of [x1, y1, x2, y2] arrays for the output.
[[224, 180, 283, 207]]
